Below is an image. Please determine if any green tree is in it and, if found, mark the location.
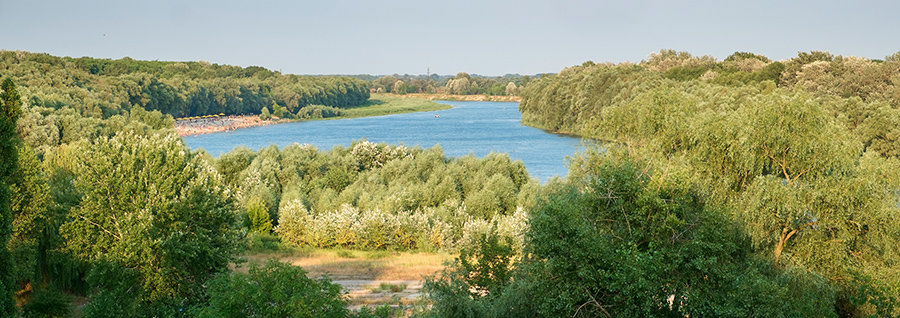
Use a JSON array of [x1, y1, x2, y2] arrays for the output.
[[196, 260, 348, 318], [518, 152, 836, 317], [0, 77, 23, 315], [60, 132, 242, 313], [8, 145, 50, 294], [259, 105, 271, 120]]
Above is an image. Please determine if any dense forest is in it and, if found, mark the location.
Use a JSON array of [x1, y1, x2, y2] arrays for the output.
[[464, 49, 900, 316], [0, 50, 370, 119]]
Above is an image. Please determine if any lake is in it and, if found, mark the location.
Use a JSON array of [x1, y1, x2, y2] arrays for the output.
[[183, 100, 586, 181]]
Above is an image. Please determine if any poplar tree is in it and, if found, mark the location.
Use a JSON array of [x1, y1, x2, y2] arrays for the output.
[[0, 77, 22, 315]]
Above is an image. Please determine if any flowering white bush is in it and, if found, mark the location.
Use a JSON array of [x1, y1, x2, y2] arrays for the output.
[[275, 201, 528, 251], [351, 140, 410, 170]]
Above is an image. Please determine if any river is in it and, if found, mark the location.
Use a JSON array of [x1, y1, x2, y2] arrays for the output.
[[183, 100, 586, 181]]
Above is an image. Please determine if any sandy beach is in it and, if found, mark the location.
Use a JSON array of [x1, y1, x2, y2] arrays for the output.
[[175, 115, 281, 137]]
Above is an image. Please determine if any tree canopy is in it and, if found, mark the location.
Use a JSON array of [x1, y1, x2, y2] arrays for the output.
[[515, 49, 900, 315]]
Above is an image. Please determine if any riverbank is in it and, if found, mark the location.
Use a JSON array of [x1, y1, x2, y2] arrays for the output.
[[175, 94, 449, 137], [387, 93, 521, 102], [339, 93, 451, 118], [175, 115, 285, 136]]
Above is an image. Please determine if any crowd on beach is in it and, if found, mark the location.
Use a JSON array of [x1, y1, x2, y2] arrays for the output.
[[175, 115, 276, 136]]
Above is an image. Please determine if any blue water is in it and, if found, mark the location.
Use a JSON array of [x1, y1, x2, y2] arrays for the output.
[[183, 101, 586, 181]]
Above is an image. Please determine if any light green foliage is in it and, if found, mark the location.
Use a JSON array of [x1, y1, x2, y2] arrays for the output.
[[60, 131, 242, 311], [246, 197, 274, 234], [16, 104, 175, 157], [196, 260, 348, 318], [271, 101, 290, 119], [235, 145, 282, 232], [644, 49, 717, 73], [518, 50, 900, 315], [259, 105, 271, 120], [367, 73, 529, 96], [219, 141, 535, 250], [295, 104, 344, 119], [215, 146, 256, 185], [447, 77, 471, 95], [857, 106, 900, 158]]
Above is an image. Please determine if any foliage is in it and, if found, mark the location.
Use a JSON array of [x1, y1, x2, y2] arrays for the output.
[[60, 131, 242, 311], [0, 77, 23, 316], [425, 153, 841, 317], [195, 260, 348, 318], [366, 73, 533, 96], [296, 104, 344, 119], [20, 287, 72, 318], [216, 141, 536, 251], [8, 145, 50, 295], [423, 232, 526, 318], [259, 105, 271, 120], [518, 49, 900, 315], [521, 153, 838, 316], [0, 50, 369, 119]]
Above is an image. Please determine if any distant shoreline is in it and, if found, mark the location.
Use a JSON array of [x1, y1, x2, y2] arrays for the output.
[[176, 94, 451, 137], [387, 93, 521, 102], [175, 115, 284, 137]]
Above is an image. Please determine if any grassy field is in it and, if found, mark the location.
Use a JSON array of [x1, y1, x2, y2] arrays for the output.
[[240, 247, 452, 281], [335, 93, 451, 119]]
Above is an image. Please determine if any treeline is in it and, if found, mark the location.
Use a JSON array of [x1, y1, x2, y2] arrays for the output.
[[364, 72, 541, 96], [490, 50, 900, 316], [0, 50, 370, 118]]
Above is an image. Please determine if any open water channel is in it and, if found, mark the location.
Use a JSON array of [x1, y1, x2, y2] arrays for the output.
[[183, 101, 587, 181]]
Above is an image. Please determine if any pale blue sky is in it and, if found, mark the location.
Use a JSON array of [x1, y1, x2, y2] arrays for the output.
[[1, 0, 898, 75]]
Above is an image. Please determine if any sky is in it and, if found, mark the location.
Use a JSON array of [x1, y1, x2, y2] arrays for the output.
[[1, 0, 898, 76]]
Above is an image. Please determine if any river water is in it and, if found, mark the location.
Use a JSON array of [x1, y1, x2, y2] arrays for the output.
[[183, 101, 586, 181]]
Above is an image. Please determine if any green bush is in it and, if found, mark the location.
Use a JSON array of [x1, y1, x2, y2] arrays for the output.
[[423, 232, 526, 318], [296, 104, 344, 119], [245, 232, 283, 252], [196, 260, 348, 318], [21, 287, 71, 318]]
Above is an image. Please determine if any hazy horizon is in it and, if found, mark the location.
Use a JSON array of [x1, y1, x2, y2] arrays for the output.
[[2, 0, 898, 76]]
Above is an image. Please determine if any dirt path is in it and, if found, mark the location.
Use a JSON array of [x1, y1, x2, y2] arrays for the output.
[[243, 249, 452, 309]]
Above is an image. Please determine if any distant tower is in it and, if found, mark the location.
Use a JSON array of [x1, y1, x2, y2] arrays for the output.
[[426, 67, 430, 76]]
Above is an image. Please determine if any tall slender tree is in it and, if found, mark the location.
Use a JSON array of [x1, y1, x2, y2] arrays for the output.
[[0, 77, 23, 315]]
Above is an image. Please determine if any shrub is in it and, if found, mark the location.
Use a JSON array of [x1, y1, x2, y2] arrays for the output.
[[296, 105, 344, 119], [21, 287, 72, 318], [196, 260, 348, 318]]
